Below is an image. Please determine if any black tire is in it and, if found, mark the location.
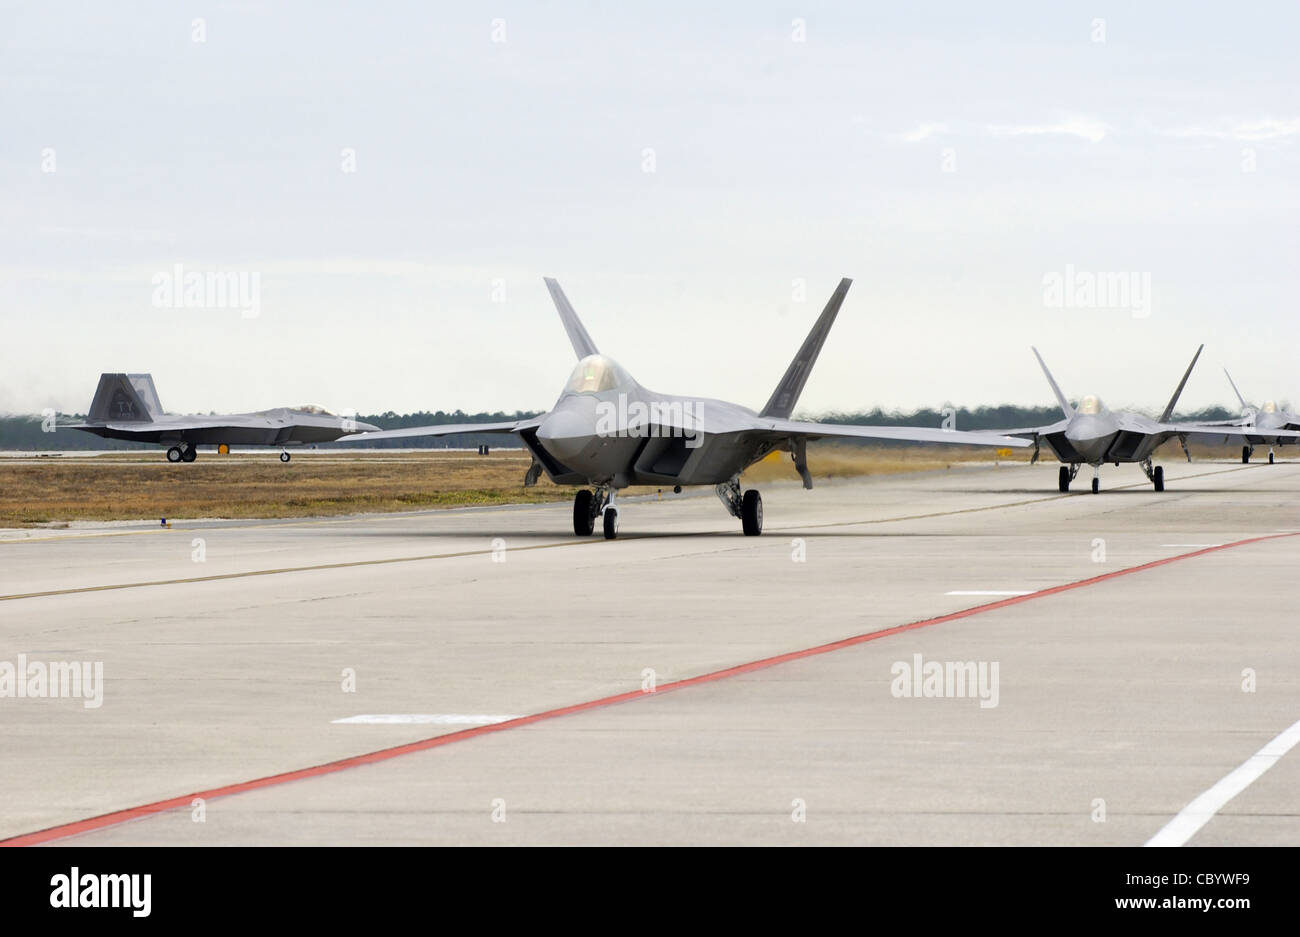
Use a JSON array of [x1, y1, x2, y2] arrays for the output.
[[483, 445, 489, 456], [1242, 446, 1250, 464], [602, 508, 619, 540], [573, 490, 594, 536], [166, 446, 183, 463], [181, 447, 197, 463], [1269, 451, 1275, 464], [279, 451, 291, 463], [1153, 465, 1164, 492], [1058, 466, 1070, 492], [1091, 477, 1099, 494], [741, 489, 763, 536]]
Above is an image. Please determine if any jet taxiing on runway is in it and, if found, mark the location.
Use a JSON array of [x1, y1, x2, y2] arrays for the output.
[[67, 373, 379, 462], [1001, 347, 1300, 493], [1189, 370, 1300, 465], [340, 277, 1030, 538]]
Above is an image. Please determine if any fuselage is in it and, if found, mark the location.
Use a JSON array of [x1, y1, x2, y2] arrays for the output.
[[78, 409, 379, 447], [523, 354, 770, 488]]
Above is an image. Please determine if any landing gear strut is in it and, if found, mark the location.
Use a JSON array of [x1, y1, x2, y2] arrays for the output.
[[1140, 459, 1165, 492], [1058, 464, 1079, 492], [716, 475, 763, 535]]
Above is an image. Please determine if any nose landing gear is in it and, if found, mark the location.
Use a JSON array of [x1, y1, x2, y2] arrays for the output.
[[573, 487, 619, 539]]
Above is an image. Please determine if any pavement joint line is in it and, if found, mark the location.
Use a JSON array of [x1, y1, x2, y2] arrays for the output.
[[4, 528, 1296, 848], [0, 539, 606, 602]]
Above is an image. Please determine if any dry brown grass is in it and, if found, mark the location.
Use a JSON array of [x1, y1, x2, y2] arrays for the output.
[[0, 441, 1260, 526]]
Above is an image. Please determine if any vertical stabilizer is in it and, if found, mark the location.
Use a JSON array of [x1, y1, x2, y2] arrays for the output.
[[760, 278, 852, 418]]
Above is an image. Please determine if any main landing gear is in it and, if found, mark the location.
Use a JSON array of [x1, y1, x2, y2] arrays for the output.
[[573, 487, 619, 539], [1140, 458, 1165, 492], [1058, 464, 1079, 492], [716, 476, 763, 535], [166, 444, 197, 463], [1242, 445, 1253, 464]]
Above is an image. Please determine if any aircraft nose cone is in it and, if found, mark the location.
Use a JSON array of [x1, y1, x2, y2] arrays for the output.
[[537, 409, 593, 464]]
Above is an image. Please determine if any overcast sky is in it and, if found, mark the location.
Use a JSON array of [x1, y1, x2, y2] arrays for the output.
[[2, 1, 1297, 418]]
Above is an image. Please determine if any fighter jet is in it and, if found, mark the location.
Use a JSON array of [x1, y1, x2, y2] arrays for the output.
[[66, 373, 379, 462], [1191, 370, 1300, 464], [1001, 347, 1300, 493], [339, 277, 1030, 538]]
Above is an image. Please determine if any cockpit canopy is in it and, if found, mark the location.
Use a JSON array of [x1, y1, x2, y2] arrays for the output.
[[1262, 400, 1278, 413], [1077, 394, 1104, 415], [564, 354, 632, 394]]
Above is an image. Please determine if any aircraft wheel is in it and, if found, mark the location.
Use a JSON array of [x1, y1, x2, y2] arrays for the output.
[[1269, 451, 1275, 465], [602, 507, 619, 540], [741, 489, 763, 536], [166, 446, 183, 463], [280, 451, 291, 463], [1242, 446, 1250, 464], [1058, 466, 1070, 492], [181, 446, 197, 463], [573, 490, 594, 536], [1091, 477, 1099, 494], [1153, 465, 1164, 492]]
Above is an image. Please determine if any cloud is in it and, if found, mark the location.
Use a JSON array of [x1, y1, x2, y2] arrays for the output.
[[1166, 117, 1300, 142], [895, 122, 949, 143], [985, 117, 1109, 143]]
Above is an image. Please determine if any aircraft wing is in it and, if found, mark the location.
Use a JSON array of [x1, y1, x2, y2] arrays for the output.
[[1159, 423, 1300, 441], [67, 420, 248, 434], [334, 420, 525, 443], [759, 418, 1031, 448], [988, 420, 1071, 439]]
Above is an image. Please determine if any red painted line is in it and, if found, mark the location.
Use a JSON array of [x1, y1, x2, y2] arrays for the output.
[[4, 531, 1295, 847]]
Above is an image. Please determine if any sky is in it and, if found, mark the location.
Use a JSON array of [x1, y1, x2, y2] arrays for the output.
[[2, 1, 1297, 418]]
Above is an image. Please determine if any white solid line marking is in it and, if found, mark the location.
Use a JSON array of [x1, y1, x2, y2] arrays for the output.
[[1145, 717, 1300, 847], [945, 590, 1034, 596], [332, 714, 521, 725]]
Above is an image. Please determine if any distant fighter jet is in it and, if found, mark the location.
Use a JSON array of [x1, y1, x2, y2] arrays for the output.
[[1188, 370, 1300, 464], [67, 373, 379, 462], [1000, 347, 1300, 493], [339, 277, 1030, 538]]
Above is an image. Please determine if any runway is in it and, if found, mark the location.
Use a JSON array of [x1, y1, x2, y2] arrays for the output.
[[2, 460, 1298, 845]]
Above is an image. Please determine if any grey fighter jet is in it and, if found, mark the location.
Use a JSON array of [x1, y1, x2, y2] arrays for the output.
[[1194, 370, 1300, 464], [1003, 347, 1300, 493], [67, 373, 379, 462], [339, 277, 1030, 538]]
